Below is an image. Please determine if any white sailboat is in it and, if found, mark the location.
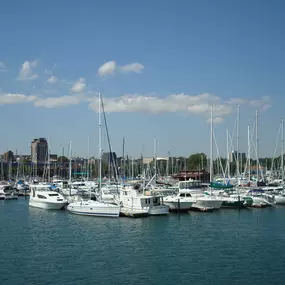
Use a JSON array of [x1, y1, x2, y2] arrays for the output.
[[67, 92, 120, 217]]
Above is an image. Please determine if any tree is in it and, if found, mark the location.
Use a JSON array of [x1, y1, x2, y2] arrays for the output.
[[187, 153, 207, 170], [57, 156, 69, 163]]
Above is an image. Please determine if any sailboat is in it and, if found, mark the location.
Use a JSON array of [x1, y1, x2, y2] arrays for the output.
[[67, 93, 120, 217]]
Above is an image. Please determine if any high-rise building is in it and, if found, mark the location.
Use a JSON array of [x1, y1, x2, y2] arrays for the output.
[[31, 138, 48, 164], [3, 150, 14, 162]]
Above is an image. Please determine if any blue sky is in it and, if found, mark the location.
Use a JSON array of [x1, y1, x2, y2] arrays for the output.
[[0, 0, 284, 159]]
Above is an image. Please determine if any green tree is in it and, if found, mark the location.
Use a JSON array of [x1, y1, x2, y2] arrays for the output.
[[187, 153, 207, 170]]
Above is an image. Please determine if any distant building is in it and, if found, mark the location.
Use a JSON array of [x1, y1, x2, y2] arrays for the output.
[[102, 152, 117, 165], [3, 150, 14, 162], [172, 169, 210, 182], [31, 138, 48, 164], [49, 154, 58, 162]]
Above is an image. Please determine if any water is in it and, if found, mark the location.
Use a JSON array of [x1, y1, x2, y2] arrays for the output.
[[1, 199, 285, 285]]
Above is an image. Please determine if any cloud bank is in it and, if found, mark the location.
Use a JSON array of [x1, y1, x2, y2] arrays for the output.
[[0, 89, 271, 124]]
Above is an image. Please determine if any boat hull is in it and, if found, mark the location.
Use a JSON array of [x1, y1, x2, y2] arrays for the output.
[[191, 198, 223, 211], [119, 207, 149, 218], [29, 200, 67, 210], [67, 202, 120, 217], [164, 201, 193, 211], [148, 205, 169, 215], [274, 195, 285, 205]]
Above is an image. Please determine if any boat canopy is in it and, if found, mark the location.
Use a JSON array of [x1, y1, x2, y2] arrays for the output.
[[209, 181, 233, 189]]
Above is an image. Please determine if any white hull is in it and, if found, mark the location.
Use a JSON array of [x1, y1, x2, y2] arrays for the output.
[[148, 205, 169, 215], [274, 195, 285, 205], [29, 200, 67, 210], [67, 201, 120, 217], [192, 197, 223, 211], [120, 206, 149, 217], [164, 201, 193, 211], [250, 197, 272, 207]]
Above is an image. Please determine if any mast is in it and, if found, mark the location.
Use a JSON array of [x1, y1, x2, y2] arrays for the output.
[[87, 136, 90, 182], [68, 141, 72, 196], [154, 137, 157, 180], [166, 150, 170, 177], [248, 126, 251, 183], [98, 93, 102, 199], [236, 105, 240, 177], [131, 157, 134, 179], [210, 106, 213, 184], [281, 117, 284, 182], [256, 110, 259, 184], [226, 129, 230, 178], [122, 137, 125, 181], [48, 137, 50, 183]]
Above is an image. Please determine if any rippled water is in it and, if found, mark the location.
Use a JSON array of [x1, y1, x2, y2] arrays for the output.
[[1, 198, 285, 285]]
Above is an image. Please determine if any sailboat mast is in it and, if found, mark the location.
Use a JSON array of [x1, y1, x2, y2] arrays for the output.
[[210, 106, 213, 184], [281, 117, 284, 182], [256, 110, 259, 184], [166, 150, 170, 177], [248, 126, 251, 182], [226, 129, 230, 178], [98, 93, 102, 198], [122, 137, 125, 181], [68, 141, 72, 196], [131, 157, 134, 179], [236, 105, 240, 176], [87, 136, 90, 182], [154, 137, 157, 179], [48, 137, 50, 183]]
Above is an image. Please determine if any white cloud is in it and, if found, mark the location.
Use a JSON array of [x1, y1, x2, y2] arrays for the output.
[[249, 96, 271, 108], [98, 61, 117, 77], [98, 61, 144, 77], [120, 62, 144, 73], [47, 75, 58, 84], [71, 78, 86, 92], [227, 97, 248, 105], [17, 60, 39, 80], [207, 116, 224, 124], [0, 92, 37, 105], [88, 93, 232, 118], [0, 61, 7, 72], [34, 96, 80, 108]]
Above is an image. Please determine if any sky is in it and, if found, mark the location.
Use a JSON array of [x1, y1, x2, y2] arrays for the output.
[[0, 0, 285, 159]]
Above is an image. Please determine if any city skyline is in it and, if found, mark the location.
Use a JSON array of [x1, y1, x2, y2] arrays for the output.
[[1, 1, 284, 158]]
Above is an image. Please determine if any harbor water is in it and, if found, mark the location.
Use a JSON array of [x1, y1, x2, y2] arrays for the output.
[[1, 198, 285, 285]]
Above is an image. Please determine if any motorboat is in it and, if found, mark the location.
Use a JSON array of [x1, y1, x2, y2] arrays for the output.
[[66, 196, 120, 217], [164, 190, 195, 211], [29, 184, 67, 210]]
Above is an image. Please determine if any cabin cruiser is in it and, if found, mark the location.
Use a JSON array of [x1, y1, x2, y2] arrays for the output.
[[0, 185, 18, 200], [29, 184, 67, 210], [176, 180, 223, 211], [116, 183, 169, 217], [164, 190, 195, 211]]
